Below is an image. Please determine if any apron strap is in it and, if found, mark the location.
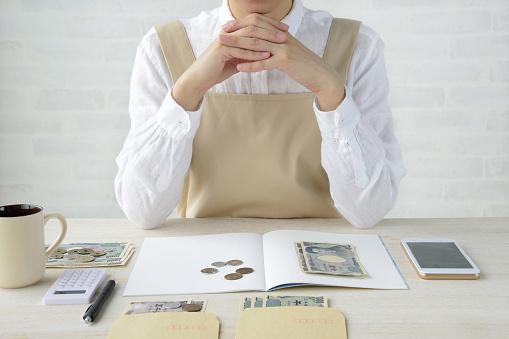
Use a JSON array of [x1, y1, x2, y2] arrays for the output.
[[154, 20, 195, 84], [322, 18, 361, 84]]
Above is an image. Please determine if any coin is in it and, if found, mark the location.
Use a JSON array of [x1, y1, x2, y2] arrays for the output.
[[63, 254, 79, 260], [77, 248, 94, 255], [75, 255, 95, 263], [226, 260, 243, 266], [50, 253, 64, 259], [211, 261, 226, 267], [182, 304, 202, 312], [236, 267, 254, 274], [224, 273, 243, 280], [68, 248, 83, 255], [91, 250, 106, 257], [167, 302, 183, 309], [201, 268, 218, 275], [54, 249, 67, 255]]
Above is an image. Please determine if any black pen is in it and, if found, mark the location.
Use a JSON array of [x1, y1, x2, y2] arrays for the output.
[[83, 279, 116, 324]]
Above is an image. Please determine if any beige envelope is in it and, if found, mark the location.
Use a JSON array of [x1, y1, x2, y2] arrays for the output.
[[108, 312, 219, 339], [236, 307, 347, 339]]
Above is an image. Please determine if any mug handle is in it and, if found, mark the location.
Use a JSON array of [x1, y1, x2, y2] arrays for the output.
[[43, 213, 67, 259]]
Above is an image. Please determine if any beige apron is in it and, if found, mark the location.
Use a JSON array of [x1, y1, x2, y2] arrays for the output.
[[155, 18, 360, 218]]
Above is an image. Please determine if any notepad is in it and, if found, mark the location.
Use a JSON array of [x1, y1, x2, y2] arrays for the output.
[[123, 230, 407, 296]]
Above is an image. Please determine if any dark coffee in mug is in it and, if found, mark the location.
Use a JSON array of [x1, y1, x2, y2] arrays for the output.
[[0, 204, 43, 218]]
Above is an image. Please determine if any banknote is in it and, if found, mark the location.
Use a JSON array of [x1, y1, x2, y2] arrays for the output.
[[46, 242, 134, 268], [125, 300, 207, 315], [241, 296, 264, 311], [300, 241, 367, 276], [264, 295, 328, 308], [294, 242, 309, 272], [241, 294, 326, 311], [242, 296, 253, 310]]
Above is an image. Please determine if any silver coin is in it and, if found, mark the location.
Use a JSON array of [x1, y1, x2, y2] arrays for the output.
[[75, 255, 95, 263], [63, 254, 79, 260], [226, 259, 243, 266], [211, 261, 226, 267], [167, 302, 183, 309], [54, 249, 67, 255], [50, 253, 64, 259], [201, 268, 218, 275], [68, 248, 83, 255]]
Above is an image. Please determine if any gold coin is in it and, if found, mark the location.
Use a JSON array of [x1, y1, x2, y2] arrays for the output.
[[224, 273, 243, 280], [201, 268, 218, 275], [75, 255, 95, 263], [77, 248, 94, 255], [182, 304, 202, 312], [68, 248, 83, 255], [54, 249, 67, 255], [91, 250, 106, 257], [236, 267, 254, 274], [226, 260, 243, 266], [211, 261, 226, 267]]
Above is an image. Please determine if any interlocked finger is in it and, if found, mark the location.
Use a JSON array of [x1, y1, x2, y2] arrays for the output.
[[222, 13, 289, 34], [227, 24, 287, 44], [220, 34, 276, 54]]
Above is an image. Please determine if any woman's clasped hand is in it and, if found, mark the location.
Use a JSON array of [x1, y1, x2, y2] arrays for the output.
[[173, 13, 345, 112]]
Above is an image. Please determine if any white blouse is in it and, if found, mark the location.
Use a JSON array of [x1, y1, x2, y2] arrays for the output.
[[115, 0, 406, 229]]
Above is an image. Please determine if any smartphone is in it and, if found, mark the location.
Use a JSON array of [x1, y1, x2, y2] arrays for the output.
[[400, 238, 480, 280]]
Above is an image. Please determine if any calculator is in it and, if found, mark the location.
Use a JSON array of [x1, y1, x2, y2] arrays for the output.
[[43, 268, 107, 305]]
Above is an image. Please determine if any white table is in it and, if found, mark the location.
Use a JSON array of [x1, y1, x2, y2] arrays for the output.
[[0, 217, 507, 338]]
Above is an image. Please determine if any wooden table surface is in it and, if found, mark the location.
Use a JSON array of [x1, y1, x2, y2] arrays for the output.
[[0, 217, 507, 338]]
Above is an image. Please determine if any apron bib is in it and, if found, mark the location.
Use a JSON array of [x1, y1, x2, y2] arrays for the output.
[[155, 18, 360, 218]]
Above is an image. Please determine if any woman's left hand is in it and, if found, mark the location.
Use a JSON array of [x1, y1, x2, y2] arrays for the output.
[[221, 14, 345, 111]]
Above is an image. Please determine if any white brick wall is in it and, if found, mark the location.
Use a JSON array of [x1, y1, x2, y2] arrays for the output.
[[0, 0, 508, 220]]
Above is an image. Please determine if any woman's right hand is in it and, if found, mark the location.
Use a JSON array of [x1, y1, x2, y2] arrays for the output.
[[172, 16, 289, 111]]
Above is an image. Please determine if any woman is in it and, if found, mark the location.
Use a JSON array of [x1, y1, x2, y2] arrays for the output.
[[115, 0, 406, 229]]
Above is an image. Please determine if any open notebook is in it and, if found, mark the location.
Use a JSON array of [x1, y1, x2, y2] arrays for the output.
[[123, 230, 407, 296]]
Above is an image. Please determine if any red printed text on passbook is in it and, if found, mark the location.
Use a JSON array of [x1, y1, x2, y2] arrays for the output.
[[293, 319, 340, 325], [166, 324, 215, 330]]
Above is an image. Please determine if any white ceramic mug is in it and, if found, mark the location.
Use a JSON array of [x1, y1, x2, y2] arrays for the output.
[[0, 204, 67, 288]]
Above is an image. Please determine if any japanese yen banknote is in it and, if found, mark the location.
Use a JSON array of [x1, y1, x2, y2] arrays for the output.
[[295, 241, 367, 276]]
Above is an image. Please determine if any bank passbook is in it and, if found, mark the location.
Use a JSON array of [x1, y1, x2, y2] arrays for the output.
[[43, 268, 107, 305]]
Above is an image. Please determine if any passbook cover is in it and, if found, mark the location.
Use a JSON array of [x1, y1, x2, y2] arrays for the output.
[[108, 312, 219, 339], [236, 307, 347, 339]]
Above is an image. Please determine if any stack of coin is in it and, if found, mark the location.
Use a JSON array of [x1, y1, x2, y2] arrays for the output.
[[49, 247, 106, 263]]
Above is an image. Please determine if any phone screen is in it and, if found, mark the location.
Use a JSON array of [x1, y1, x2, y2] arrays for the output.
[[407, 242, 473, 269]]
